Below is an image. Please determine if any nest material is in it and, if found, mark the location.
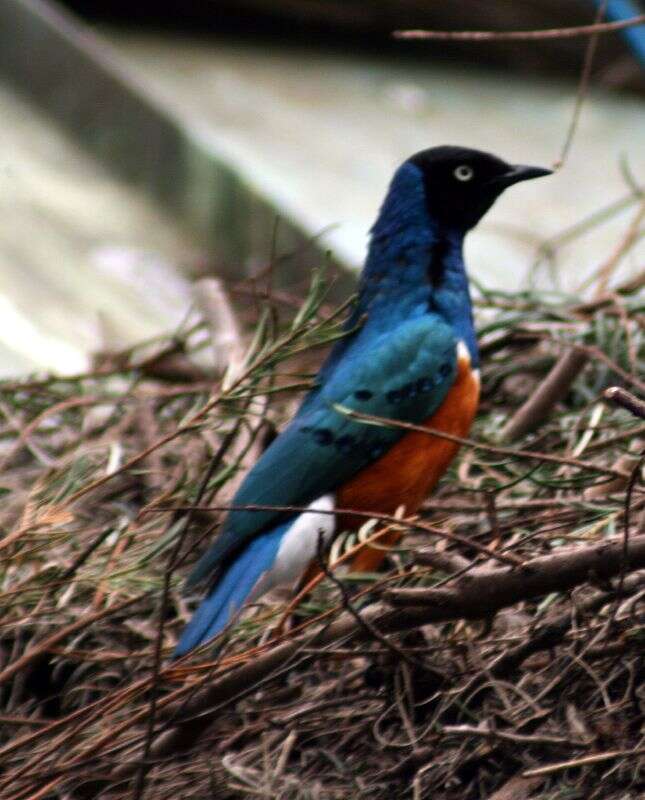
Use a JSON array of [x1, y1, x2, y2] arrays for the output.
[[0, 242, 643, 799]]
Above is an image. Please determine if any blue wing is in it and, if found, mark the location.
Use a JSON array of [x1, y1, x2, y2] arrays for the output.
[[186, 313, 458, 588], [174, 523, 286, 656]]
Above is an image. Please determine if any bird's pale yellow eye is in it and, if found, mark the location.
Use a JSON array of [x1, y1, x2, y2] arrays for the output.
[[453, 165, 474, 182]]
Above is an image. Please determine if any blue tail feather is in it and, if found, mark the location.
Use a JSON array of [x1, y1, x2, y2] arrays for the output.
[[173, 524, 286, 658]]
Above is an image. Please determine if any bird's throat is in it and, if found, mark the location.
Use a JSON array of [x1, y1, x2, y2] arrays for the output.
[[427, 233, 457, 289]]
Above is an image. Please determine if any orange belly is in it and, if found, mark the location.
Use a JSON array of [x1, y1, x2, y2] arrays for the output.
[[337, 354, 479, 571]]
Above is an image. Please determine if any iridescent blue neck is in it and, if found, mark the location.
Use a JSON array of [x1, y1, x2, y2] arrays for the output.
[[353, 162, 479, 367]]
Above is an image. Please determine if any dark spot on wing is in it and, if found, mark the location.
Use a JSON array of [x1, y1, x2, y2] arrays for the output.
[[313, 428, 334, 446], [405, 381, 418, 398], [313, 428, 334, 445], [383, 360, 455, 411], [335, 434, 355, 454], [354, 389, 373, 401]]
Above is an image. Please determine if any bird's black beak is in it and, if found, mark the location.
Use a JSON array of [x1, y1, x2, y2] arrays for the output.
[[492, 164, 553, 188]]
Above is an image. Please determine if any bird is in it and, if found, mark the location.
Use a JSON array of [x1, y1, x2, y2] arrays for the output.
[[174, 145, 551, 657]]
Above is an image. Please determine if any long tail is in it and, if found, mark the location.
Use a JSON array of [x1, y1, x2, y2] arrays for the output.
[[173, 525, 285, 658]]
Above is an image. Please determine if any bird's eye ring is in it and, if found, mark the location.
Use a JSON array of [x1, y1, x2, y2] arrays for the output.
[[454, 165, 474, 182]]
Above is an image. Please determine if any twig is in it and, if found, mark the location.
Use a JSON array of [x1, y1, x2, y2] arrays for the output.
[[501, 349, 590, 442], [160, 503, 523, 566], [440, 722, 582, 748], [487, 775, 545, 800], [583, 447, 644, 499], [313, 530, 422, 670], [619, 452, 645, 597], [130, 426, 242, 800], [522, 746, 645, 777], [413, 548, 472, 573], [384, 535, 645, 609], [604, 386, 645, 420], [12, 777, 61, 800], [332, 408, 629, 479], [549, 340, 645, 395], [583, 197, 645, 295], [0, 396, 100, 473], [394, 15, 645, 41], [571, 266, 645, 315], [59, 522, 126, 583], [556, 0, 608, 169]]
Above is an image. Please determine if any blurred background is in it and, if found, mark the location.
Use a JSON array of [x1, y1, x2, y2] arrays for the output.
[[0, 0, 643, 376]]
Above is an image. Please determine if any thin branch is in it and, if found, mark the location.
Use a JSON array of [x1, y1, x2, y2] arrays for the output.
[[500, 349, 590, 442], [313, 530, 422, 670], [440, 722, 583, 748], [158, 503, 523, 566], [604, 386, 645, 420], [394, 16, 645, 41], [332, 408, 629, 479], [556, 0, 608, 168], [522, 746, 645, 777], [583, 196, 645, 294], [384, 534, 645, 609], [130, 424, 243, 800]]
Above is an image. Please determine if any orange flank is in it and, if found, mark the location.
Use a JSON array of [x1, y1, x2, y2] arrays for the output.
[[337, 352, 480, 572]]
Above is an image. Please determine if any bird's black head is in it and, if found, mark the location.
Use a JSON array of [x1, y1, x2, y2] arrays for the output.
[[408, 145, 551, 232]]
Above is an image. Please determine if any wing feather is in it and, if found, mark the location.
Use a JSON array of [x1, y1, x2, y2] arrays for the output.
[[186, 314, 457, 587]]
